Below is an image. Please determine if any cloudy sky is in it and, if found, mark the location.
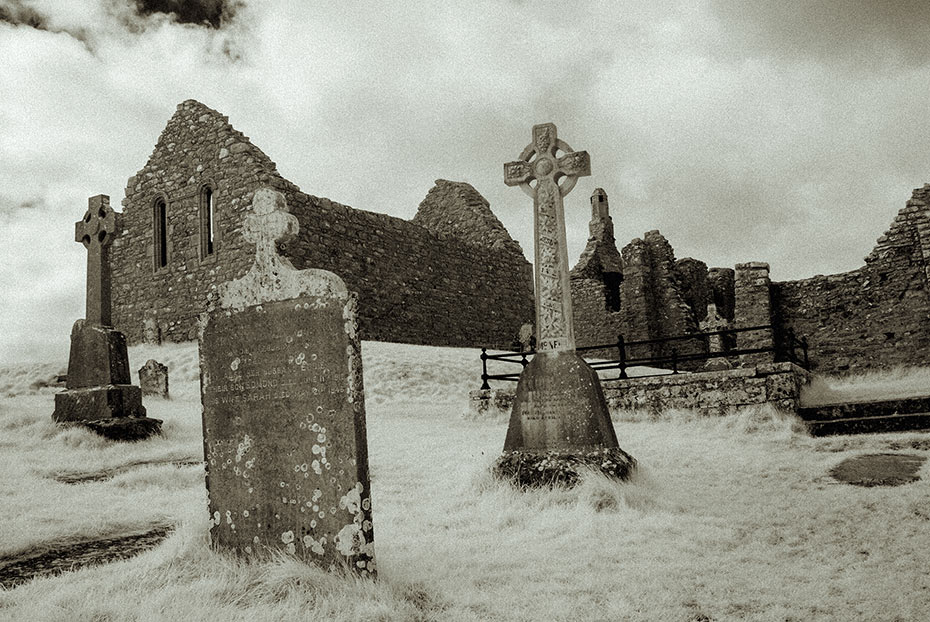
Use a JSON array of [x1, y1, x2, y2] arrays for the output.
[[2, 0, 930, 363]]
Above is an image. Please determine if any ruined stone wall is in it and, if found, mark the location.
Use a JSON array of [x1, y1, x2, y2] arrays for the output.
[[570, 189, 624, 355], [278, 180, 535, 348], [620, 231, 703, 364], [771, 186, 930, 372], [110, 100, 534, 349]]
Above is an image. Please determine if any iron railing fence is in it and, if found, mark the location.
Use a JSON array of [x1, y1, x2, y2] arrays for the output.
[[479, 325, 809, 390]]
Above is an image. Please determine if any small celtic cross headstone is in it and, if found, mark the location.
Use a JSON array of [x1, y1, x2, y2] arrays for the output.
[[53, 195, 159, 441], [505, 123, 590, 353], [496, 124, 635, 486]]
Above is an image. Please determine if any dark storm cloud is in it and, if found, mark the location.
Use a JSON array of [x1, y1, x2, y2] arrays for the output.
[[708, 0, 930, 71], [0, 1, 44, 28], [135, 0, 243, 29]]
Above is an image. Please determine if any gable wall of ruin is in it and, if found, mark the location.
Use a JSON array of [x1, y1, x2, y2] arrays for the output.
[[109, 100, 534, 349]]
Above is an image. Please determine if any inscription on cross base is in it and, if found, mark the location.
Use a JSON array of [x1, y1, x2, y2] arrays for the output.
[[504, 123, 590, 353], [75, 195, 117, 326]]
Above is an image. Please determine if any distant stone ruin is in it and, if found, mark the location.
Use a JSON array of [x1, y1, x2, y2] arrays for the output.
[[108, 100, 534, 351], [570, 186, 930, 373]]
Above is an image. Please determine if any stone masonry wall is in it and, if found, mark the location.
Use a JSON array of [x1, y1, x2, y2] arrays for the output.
[[620, 231, 703, 364], [734, 262, 775, 365], [570, 189, 624, 355], [468, 362, 810, 419], [770, 185, 930, 372], [110, 100, 534, 349], [601, 362, 809, 417]]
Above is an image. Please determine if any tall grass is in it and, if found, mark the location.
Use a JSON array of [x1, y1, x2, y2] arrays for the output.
[[802, 366, 930, 406], [1, 343, 929, 621]]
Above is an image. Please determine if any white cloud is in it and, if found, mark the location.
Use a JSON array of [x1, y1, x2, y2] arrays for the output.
[[2, 0, 930, 362]]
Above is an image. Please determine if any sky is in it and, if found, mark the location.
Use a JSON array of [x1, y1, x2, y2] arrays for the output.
[[2, 0, 930, 364]]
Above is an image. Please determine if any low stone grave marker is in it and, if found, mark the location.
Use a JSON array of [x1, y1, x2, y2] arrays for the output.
[[199, 187, 374, 575], [138, 359, 169, 398]]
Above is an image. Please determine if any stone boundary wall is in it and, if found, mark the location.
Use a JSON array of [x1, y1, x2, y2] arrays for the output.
[[469, 362, 810, 419], [770, 185, 930, 373], [109, 100, 534, 349], [600, 363, 809, 417]]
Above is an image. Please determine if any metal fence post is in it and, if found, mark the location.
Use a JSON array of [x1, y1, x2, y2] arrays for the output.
[[480, 348, 490, 390], [802, 337, 810, 370], [671, 348, 678, 374], [617, 334, 627, 379]]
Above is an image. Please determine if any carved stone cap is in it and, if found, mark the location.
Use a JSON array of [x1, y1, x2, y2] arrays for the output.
[[217, 187, 347, 311]]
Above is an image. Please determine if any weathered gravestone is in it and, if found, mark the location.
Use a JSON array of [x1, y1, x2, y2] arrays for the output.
[[138, 359, 169, 398], [53, 195, 161, 441], [199, 188, 375, 576], [497, 123, 636, 486]]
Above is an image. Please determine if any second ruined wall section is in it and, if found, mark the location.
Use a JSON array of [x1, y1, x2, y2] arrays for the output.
[[771, 185, 930, 372]]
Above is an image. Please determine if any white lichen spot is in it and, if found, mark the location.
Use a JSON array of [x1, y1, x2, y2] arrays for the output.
[[243, 509, 250, 517], [312, 460, 322, 475], [310, 519, 317, 528], [281, 530, 295, 544], [318, 511, 325, 519], [286, 542, 296, 554], [230, 357, 240, 371], [245, 546, 252, 554], [225, 510, 233, 525], [235, 435, 252, 462], [312, 444, 321, 455], [339, 483, 363, 514], [279, 481, 286, 488], [312, 489, 322, 502], [334, 523, 366, 557], [301, 463, 308, 472], [312, 423, 320, 432], [361, 498, 370, 511], [317, 433, 326, 443], [253, 535, 260, 544], [302, 534, 325, 556]]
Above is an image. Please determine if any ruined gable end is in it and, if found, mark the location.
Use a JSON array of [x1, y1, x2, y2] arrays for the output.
[[412, 180, 523, 253]]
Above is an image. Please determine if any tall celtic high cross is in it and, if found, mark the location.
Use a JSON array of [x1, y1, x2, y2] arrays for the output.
[[505, 123, 590, 353], [74, 195, 117, 326]]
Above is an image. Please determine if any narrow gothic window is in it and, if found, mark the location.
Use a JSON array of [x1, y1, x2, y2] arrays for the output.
[[201, 186, 215, 257], [154, 198, 168, 269], [604, 272, 622, 312]]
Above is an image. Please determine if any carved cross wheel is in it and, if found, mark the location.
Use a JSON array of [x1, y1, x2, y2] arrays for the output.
[[504, 123, 590, 199], [74, 196, 117, 326]]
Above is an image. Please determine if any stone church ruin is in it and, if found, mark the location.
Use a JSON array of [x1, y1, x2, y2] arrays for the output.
[[108, 100, 534, 350], [100, 100, 930, 378]]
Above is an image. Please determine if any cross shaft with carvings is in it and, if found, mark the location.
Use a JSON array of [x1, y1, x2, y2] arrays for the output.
[[504, 123, 590, 353], [74, 195, 117, 326]]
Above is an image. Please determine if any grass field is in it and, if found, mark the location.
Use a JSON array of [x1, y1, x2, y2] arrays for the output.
[[0, 342, 928, 621]]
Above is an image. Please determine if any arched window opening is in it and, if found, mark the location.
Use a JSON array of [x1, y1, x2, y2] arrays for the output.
[[154, 198, 168, 269], [200, 186, 215, 257], [604, 272, 622, 312]]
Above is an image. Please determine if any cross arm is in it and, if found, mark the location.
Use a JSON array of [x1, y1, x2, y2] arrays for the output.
[[556, 151, 591, 178], [504, 160, 534, 187]]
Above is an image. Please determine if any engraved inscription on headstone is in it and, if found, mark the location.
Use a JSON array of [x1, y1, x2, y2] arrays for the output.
[[199, 188, 374, 575]]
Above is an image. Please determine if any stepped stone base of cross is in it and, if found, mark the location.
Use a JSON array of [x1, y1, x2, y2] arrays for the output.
[[53, 320, 161, 441], [493, 350, 636, 487], [53, 195, 161, 442]]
